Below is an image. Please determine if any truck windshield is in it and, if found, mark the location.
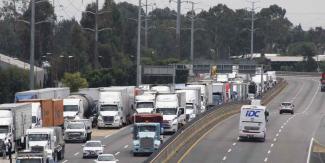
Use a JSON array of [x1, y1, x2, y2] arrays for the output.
[[67, 123, 84, 129], [137, 102, 154, 108], [138, 125, 156, 132], [32, 116, 37, 123], [281, 103, 292, 106], [0, 126, 9, 133], [100, 105, 118, 111], [64, 105, 79, 112], [16, 159, 42, 163], [156, 108, 177, 115], [28, 134, 49, 141]]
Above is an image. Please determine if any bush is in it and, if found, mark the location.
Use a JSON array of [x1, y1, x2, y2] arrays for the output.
[[61, 72, 88, 92]]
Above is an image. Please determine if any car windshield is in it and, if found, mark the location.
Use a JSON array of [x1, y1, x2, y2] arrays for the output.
[[85, 141, 101, 147], [67, 123, 84, 129], [28, 134, 49, 141], [138, 125, 156, 132], [282, 103, 292, 106], [157, 108, 177, 115], [32, 116, 37, 123], [98, 155, 115, 161], [64, 105, 78, 112], [137, 102, 154, 108], [100, 105, 118, 111], [0, 126, 9, 134]]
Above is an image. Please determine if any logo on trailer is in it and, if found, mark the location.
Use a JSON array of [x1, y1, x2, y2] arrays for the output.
[[246, 110, 261, 117]]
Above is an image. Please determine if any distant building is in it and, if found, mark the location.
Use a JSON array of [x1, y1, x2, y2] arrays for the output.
[[0, 53, 44, 87]]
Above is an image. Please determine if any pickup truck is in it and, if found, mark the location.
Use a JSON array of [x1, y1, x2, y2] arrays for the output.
[[64, 119, 92, 143]]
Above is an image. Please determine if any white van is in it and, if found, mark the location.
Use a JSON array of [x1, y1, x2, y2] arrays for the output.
[[239, 105, 267, 141]]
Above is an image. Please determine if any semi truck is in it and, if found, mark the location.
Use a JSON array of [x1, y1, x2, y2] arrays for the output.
[[15, 88, 70, 102], [26, 127, 65, 162], [135, 94, 156, 114], [186, 82, 213, 112], [132, 114, 163, 156], [78, 88, 100, 102], [63, 94, 96, 121], [0, 103, 32, 151], [18, 99, 64, 128], [155, 93, 186, 133], [175, 87, 201, 121], [212, 83, 224, 105], [97, 87, 135, 128], [64, 119, 92, 143]]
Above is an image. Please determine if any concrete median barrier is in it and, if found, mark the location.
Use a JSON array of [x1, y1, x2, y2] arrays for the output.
[[146, 79, 287, 163]]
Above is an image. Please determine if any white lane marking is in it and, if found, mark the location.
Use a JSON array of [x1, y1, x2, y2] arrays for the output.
[[302, 79, 320, 113], [74, 152, 79, 156], [105, 135, 110, 138], [267, 150, 271, 154], [281, 126, 284, 129], [124, 145, 129, 148], [232, 143, 236, 146], [264, 157, 268, 162], [115, 152, 120, 155], [276, 133, 279, 137], [227, 148, 232, 153], [222, 156, 227, 161], [279, 129, 282, 133], [62, 160, 68, 163], [237, 137, 240, 141], [273, 138, 277, 142], [271, 144, 274, 147], [284, 122, 287, 125]]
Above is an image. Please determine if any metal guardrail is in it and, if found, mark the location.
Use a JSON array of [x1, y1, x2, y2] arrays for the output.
[[146, 79, 287, 163], [276, 71, 321, 77]]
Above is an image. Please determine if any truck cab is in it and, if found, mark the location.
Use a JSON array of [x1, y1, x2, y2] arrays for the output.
[[239, 105, 267, 142], [97, 102, 123, 128], [63, 99, 82, 120], [64, 120, 91, 143], [132, 114, 163, 156], [135, 94, 156, 114], [0, 110, 14, 151], [26, 127, 65, 161], [155, 94, 186, 133]]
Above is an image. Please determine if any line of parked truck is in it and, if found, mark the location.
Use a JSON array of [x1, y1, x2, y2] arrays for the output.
[[0, 70, 278, 162]]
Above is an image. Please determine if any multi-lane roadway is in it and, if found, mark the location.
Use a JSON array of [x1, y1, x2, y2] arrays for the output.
[[175, 76, 322, 163], [61, 76, 322, 163]]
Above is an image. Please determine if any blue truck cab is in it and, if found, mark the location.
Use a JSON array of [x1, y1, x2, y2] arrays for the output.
[[132, 114, 163, 156]]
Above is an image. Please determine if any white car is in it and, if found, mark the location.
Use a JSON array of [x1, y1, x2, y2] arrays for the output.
[[83, 140, 105, 158], [280, 102, 294, 114], [95, 154, 119, 163]]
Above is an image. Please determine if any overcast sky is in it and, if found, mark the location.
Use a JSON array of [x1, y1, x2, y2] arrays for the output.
[[53, 0, 325, 30]]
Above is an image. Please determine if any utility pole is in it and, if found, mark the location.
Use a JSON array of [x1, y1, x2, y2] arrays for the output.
[[94, 0, 99, 69], [144, 0, 148, 49], [176, 0, 181, 59], [249, 1, 258, 59], [29, 0, 35, 89], [137, 0, 142, 86], [189, 1, 195, 65]]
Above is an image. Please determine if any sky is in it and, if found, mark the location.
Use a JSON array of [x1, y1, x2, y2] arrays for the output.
[[53, 0, 325, 30]]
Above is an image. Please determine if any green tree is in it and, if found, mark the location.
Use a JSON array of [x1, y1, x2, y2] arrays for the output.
[[61, 72, 88, 92]]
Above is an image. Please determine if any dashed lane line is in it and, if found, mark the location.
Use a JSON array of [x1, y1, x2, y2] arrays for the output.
[[62, 160, 68, 163], [124, 145, 129, 148], [115, 152, 120, 156], [74, 152, 79, 156]]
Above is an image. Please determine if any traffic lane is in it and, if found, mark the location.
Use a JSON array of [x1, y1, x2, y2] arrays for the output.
[[267, 79, 323, 163], [60, 126, 132, 163], [179, 78, 303, 163], [223, 78, 318, 163]]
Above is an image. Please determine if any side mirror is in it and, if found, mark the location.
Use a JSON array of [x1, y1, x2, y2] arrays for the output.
[[160, 127, 164, 134], [102, 145, 106, 147], [179, 107, 185, 114]]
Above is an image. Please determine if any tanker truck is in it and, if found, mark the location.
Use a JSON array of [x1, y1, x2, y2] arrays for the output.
[[63, 94, 96, 126]]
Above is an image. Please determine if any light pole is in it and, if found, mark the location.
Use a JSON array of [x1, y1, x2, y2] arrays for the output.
[[137, 0, 142, 86]]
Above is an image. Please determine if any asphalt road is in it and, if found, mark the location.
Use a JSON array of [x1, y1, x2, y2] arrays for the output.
[[60, 124, 171, 163], [176, 77, 323, 163]]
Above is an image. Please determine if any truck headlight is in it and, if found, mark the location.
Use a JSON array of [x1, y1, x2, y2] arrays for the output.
[[133, 140, 140, 146], [114, 116, 120, 122], [172, 119, 178, 125], [154, 140, 161, 148], [98, 116, 103, 121]]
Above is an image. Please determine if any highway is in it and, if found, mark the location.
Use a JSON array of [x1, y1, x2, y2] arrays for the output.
[[174, 77, 323, 163]]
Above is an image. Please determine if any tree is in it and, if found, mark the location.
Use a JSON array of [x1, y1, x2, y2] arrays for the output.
[[61, 72, 88, 92]]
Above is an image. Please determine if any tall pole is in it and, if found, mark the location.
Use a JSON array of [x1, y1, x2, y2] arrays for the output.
[[137, 0, 142, 86], [144, 0, 148, 49], [176, 0, 181, 59], [250, 1, 255, 58], [94, 0, 99, 69], [29, 0, 35, 90], [190, 2, 194, 65]]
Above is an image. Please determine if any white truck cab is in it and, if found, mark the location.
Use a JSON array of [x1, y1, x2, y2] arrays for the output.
[[239, 105, 267, 142], [63, 99, 82, 120], [135, 94, 156, 114], [155, 94, 186, 133]]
